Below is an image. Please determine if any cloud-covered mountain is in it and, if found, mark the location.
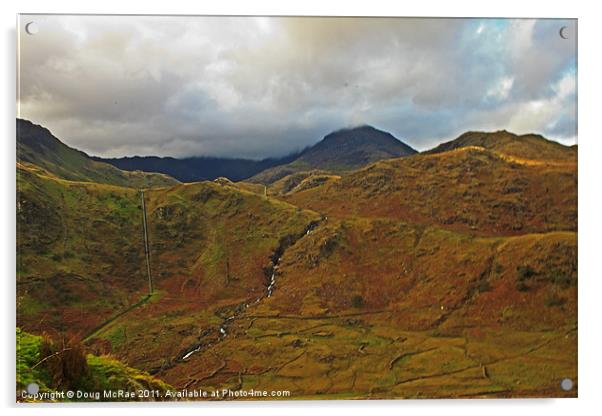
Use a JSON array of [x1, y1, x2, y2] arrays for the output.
[[97, 125, 415, 183], [95, 153, 301, 183], [251, 125, 417, 184]]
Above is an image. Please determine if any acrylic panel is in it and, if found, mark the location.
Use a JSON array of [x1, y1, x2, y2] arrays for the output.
[[16, 14, 577, 402]]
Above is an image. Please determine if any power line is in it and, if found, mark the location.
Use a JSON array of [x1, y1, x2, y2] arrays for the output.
[[140, 190, 153, 295]]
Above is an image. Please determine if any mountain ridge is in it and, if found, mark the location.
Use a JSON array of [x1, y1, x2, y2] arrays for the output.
[[275, 145, 577, 236], [94, 152, 301, 183], [98, 124, 417, 184], [249, 125, 417, 184], [17, 119, 178, 188], [426, 129, 577, 161]]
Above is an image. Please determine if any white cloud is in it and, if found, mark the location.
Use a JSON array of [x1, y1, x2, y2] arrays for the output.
[[487, 76, 515, 101], [553, 71, 577, 99], [17, 15, 577, 157]]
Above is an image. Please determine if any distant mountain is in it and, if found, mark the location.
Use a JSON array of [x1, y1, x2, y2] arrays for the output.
[[250, 125, 417, 184], [426, 130, 577, 161], [95, 152, 301, 183], [299, 125, 417, 167], [97, 125, 415, 184], [17, 119, 178, 188]]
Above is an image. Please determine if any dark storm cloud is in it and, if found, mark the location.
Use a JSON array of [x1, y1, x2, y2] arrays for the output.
[[17, 15, 577, 158]]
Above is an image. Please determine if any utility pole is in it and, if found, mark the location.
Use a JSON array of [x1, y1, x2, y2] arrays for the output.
[[140, 190, 153, 295]]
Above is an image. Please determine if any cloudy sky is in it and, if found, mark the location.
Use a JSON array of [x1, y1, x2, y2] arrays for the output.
[[18, 15, 577, 159]]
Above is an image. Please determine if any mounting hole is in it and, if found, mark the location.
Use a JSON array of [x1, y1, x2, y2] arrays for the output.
[[561, 378, 573, 391], [26, 383, 40, 395], [25, 22, 39, 35]]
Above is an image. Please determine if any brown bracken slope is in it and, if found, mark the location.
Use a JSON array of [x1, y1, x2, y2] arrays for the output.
[[17, 129, 577, 400]]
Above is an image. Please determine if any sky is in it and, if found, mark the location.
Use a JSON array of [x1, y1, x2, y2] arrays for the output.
[[18, 15, 577, 159]]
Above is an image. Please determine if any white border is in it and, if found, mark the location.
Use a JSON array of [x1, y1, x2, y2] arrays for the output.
[[2, 1, 601, 415]]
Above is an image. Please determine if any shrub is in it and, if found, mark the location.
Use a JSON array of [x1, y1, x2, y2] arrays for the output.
[[319, 234, 340, 258], [554, 274, 573, 289], [351, 295, 364, 308], [547, 268, 573, 289], [39, 334, 89, 390], [515, 265, 536, 292], [516, 281, 530, 292], [517, 265, 535, 281], [544, 292, 566, 308], [476, 280, 492, 293]]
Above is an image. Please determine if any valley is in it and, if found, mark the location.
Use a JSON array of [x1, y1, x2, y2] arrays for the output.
[[16, 121, 577, 400]]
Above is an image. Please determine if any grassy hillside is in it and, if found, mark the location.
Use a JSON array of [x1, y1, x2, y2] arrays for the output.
[[83, 180, 322, 373], [265, 170, 338, 196], [17, 119, 178, 188], [17, 162, 322, 374], [277, 147, 577, 236], [16, 128, 578, 400], [159, 217, 576, 398], [17, 163, 149, 336], [426, 130, 577, 162], [17, 328, 171, 402]]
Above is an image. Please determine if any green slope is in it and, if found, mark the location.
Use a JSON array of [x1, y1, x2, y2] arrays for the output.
[[17, 162, 321, 364], [17, 119, 178, 188], [17, 328, 171, 402]]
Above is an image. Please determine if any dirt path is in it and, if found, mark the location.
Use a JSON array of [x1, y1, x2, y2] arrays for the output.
[[82, 294, 153, 343]]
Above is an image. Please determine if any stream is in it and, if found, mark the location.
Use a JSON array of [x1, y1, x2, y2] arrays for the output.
[[181, 219, 321, 361]]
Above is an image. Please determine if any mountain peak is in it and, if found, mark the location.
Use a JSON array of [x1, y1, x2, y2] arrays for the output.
[[298, 125, 416, 167], [250, 125, 417, 184], [317, 125, 415, 149], [332, 124, 378, 132], [323, 124, 391, 140], [426, 130, 576, 161]]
